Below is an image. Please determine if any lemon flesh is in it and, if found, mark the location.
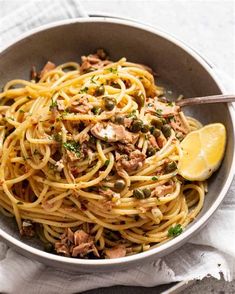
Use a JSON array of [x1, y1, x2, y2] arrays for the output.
[[178, 123, 226, 181]]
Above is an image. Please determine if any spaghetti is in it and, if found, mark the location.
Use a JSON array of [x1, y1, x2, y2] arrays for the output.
[[0, 50, 205, 259]]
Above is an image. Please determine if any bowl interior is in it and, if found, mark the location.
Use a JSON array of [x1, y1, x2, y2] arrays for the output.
[[0, 19, 234, 264]]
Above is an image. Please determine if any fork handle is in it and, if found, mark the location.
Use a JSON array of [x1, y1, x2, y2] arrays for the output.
[[176, 94, 235, 107]]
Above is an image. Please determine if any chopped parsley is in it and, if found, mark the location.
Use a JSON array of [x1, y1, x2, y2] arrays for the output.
[[19, 109, 25, 113], [104, 159, 110, 166], [107, 67, 118, 74], [89, 136, 96, 145], [79, 87, 88, 94], [49, 98, 58, 111], [60, 110, 69, 118], [90, 75, 96, 84], [48, 162, 57, 170], [127, 110, 137, 119], [63, 140, 80, 156], [168, 224, 183, 237], [92, 107, 101, 115], [100, 186, 108, 191], [33, 149, 40, 155], [167, 102, 174, 107], [55, 111, 69, 122], [151, 176, 158, 181]]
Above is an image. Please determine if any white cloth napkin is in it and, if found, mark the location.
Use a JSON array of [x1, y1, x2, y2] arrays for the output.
[[0, 1, 235, 293]]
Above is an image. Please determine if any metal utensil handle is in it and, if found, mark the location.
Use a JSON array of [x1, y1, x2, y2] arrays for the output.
[[176, 94, 235, 107]]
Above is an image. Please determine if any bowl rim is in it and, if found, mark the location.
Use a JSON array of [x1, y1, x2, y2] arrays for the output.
[[0, 16, 235, 266]]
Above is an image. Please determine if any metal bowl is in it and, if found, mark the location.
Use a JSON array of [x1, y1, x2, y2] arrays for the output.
[[0, 17, 234, 272]]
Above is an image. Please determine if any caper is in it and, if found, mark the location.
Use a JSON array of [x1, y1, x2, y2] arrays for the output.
[[134, 91, 145, 108], [96, 48, 107, 60], [110, 81, 121, 89], [146, 147, 156, 157], [151, 118, 163, 129], [131, 119, 143, 133], [44, 242, 53, 253], [115, 115, 125, 125], [133, 189, 145, 199], [165, 161, 177, 173], [161, 124, 171, 138], [152, 129, 161, 138], [150, 126, 155, 134], [161, 118, 167, 125], [142, 188, 151, 198], [105, 229, 119, 241], [95, 85, 105, 96], [103, 97, 116, 111], [141, 124, 149, 133], [114, 179, 126, 192], [89, 135, 96, 145], [105, 101, 115, 111]]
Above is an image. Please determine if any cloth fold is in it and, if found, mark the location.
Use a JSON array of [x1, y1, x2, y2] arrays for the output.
[[0, 1, 234, 293], [0, 0, 88, 51]]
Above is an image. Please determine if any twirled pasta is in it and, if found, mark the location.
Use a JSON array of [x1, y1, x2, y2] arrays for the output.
[[0, 50, 205, 259]]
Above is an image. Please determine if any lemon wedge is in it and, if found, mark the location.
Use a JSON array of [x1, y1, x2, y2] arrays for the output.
[[178, 123, 226, 181]]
